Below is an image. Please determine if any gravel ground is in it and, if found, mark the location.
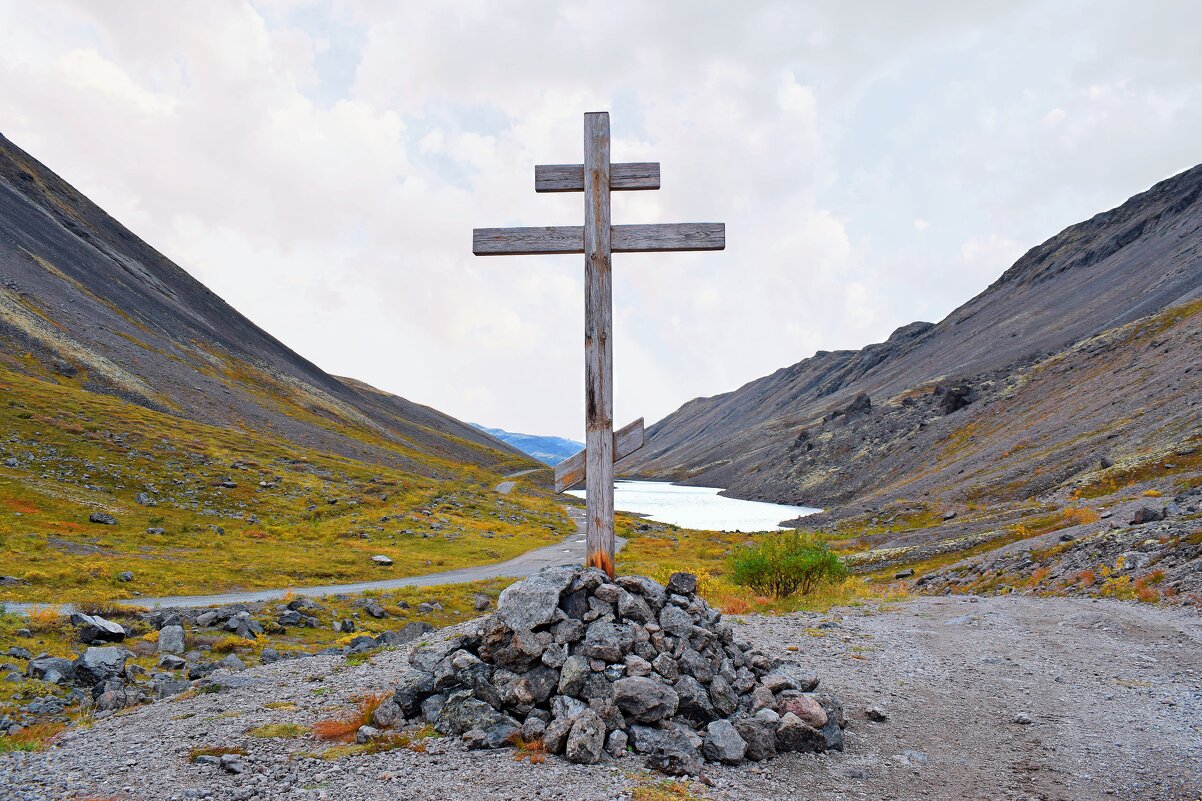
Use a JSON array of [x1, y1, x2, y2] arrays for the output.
[[3, 594, 1199, 801]]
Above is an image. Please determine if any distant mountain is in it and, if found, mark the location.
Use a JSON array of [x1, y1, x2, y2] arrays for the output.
[[0, 132, 534, 477], [473, 425, 582, 466], [622, 163, 1202, 512]]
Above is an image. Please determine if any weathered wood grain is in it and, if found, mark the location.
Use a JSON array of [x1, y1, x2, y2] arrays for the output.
[[614, 223, 725, 252], [535, 162, 660, 192], [473, 223, 725, 255], [553, 417, 645, 492], [583, 111, 615, 578], [470, 110, 726, 579], [472, 226, 581, 255]]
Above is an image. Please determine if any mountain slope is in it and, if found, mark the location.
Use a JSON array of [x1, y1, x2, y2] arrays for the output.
[[622, 164, 1202, 508], [0, 132, 533, 477], [472, 425, 582, 466]]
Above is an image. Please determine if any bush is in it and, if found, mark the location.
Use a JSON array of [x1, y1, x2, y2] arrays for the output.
[[728, 533, 848, 598]]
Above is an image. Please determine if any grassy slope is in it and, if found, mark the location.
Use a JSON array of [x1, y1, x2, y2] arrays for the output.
[[0, 360, 569, 603]]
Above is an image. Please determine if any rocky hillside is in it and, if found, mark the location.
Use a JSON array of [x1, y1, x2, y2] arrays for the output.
[[0, 133, 533, 478], [622, 164, 1202, 513]]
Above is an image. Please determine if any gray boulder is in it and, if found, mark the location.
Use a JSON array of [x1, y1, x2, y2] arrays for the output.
[[735, 716, 777, 761], [615, 575, 667, 609], [776, 711, 826, 753], [70, 613, 125, 643], [629, 725, 703, 776], [558, 655, 590, 696], [581, 621, 635, 662], [27, 656, 74, 684], [674, 675, 717, 724], [371, 698, 405, 729], [565, 709, 606, 764], [658, 605, 693, 637], [703, 719, 747, 764], [157, 625, 186, 655], [543, 716, 574, 754], [613, 676, 678, 723], [376, 621, 434, 648], [393, 668, 436, 716], [73, 647, 126, 687], [606, 728, 629, 758], [763, 664, 819, 693], [434, 691, 518, 736], [666, 572, 697, 596], [496, 566, 578, 630]]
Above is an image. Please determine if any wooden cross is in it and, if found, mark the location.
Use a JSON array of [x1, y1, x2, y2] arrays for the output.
[[473, 112, 725, 578]]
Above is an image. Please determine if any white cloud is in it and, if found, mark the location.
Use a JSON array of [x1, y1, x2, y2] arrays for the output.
[[1, 0, 1200, 440]]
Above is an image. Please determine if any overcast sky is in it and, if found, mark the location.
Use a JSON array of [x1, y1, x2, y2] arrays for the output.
[[2, 1, 1200, 440]]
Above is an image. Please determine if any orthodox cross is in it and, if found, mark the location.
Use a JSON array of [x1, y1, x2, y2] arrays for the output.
[[473, 111, 725, 577]]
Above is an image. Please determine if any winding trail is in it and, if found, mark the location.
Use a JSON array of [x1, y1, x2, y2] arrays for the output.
[[8, 505, 625, 613]]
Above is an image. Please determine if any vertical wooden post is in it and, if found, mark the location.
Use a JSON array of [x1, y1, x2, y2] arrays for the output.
[[583, 111, 615, 578]]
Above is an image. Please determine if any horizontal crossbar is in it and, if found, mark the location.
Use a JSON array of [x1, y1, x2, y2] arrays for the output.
[[473, 223, 725, 255], [535, 162, 660, 192], [554, 418, 645, 492]]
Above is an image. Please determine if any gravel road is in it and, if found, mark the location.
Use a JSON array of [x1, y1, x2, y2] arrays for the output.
[[9, 508, 627, 613], [4, 594, 1198, 801]]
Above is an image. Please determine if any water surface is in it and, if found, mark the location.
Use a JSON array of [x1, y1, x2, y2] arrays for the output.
[[568, 480, 818, 531]]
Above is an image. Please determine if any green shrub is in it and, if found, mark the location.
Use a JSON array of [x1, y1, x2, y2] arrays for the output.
[[728, 533, 848, 598]]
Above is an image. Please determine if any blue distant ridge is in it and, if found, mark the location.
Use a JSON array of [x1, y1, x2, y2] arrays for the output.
[[472, 424, 583, 466]]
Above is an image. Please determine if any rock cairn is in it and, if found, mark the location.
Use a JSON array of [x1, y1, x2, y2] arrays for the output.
[[381, 566, 846, 774]]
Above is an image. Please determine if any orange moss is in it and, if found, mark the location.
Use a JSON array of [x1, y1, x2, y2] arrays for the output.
[[313, 693, 391, 742]]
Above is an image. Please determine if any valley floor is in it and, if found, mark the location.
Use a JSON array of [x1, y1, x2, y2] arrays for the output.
[[4, 595, 1198, 801]]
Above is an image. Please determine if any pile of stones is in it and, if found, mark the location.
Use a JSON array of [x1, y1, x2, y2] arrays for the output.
[[379, 566, 846, 774]]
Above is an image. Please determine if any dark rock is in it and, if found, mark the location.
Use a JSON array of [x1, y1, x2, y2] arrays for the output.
[[497, 566, 578, 630], [434, 690, 518, 736], [27, 656, 74, 684], [658, 605, 693, 637], [565, 709, 606, 764], [157, 625, 185, 655], [709, 674, 738, 717], [558, 655, 590, 697], [703, 719, 747, 764], [393, 669, 436, 716], [666, 572, 697, 596], [581, 621, 635, 662], [73, 647, 126, 687], [613, 676, 678, 723], [606, 728, 629, 758], [615, 575, 667, 609], [864, 704, 888, 722], [88, 512, 117, 525], [70, 613, 125, 643], [629, 725, 703, 776], [734, 716, 777, 761], [1130, 506, 1165, 525], [776, 712, 826, 753], [543, 716, 574, 754], [674, 675, 717, 724], [376, 621, 434, 648]]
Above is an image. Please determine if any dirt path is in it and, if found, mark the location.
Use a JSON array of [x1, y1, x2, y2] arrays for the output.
[[732, 594, 1202, 801], [4, 595, 1198, 800], [9, 507, 622, 613]]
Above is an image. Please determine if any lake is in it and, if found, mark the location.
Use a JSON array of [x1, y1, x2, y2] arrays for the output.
[[568, 480, 819, 532]]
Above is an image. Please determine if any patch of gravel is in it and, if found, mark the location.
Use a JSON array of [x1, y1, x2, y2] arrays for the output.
[[3, 595, 1200, 801]]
